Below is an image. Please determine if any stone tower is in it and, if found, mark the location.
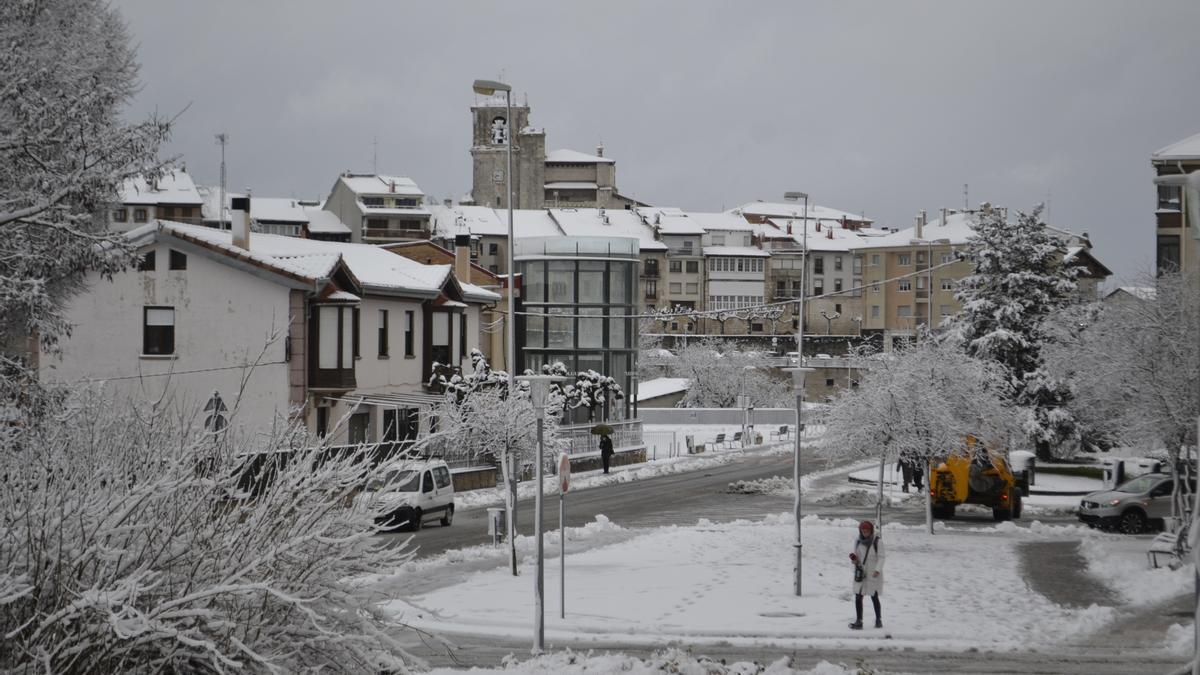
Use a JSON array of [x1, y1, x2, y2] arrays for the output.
[[470, 96, 545, 209]]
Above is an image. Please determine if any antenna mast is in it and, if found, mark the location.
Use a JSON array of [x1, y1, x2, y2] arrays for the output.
[[372, 136, 378, 174], [215, 133, 228, 229], [963, 183, 969, 212]]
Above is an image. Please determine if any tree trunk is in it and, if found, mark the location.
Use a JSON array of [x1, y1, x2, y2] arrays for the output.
[[925, 457, 934, 535], [875, 453, 886, 529], [1035, 439, 1053, 462], [498, 448, 518, 576]]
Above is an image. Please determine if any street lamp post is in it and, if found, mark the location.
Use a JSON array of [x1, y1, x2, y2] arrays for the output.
[[516, 374, 568, 655], [473, 78, 520, 575], [783, 191, 810, 596], [739, 365, 756, 447]]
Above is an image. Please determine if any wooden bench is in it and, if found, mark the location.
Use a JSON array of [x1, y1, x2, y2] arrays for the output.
[[728, 431, 742, 448], [1148, 531, 1183, 569], [769, 425, 790, 440], [713, 433, 726, 449]]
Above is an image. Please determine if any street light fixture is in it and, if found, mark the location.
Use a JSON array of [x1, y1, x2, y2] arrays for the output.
[[474, 78, 520, 574], [783, 191, 810, 597], [516, 374, 569, 655]]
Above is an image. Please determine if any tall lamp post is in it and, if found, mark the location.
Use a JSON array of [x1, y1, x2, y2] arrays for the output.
[[783, 191, 810, 596], [473, 78, 520, 574], [516, 374, 567, 655]]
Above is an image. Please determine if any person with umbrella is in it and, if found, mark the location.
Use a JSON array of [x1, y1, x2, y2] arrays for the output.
[[592, 424, 615, 474]]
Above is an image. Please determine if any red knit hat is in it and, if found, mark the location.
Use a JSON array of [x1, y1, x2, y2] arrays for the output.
[[858, 520, 875, 534]]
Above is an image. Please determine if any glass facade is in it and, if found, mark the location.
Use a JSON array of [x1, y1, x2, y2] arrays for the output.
[[516, 236, 638, 421]]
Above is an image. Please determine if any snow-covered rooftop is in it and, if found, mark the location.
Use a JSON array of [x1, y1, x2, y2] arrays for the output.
[[138, 221, 498, 302], [729, 201, 872, 224], [765, 218, 867, 252], [1152, 131, 1200, 161], [339, 174, 424, 197], [546, 148, 615, 164], [636, 377, 690, 402], [703, 245, 769, 257], [251, 197, 309, 223], [303, 208, 351, 234], [1105, 286, 1156, 301], [119, 169, 204, 206], [549, 209, 668, 252]]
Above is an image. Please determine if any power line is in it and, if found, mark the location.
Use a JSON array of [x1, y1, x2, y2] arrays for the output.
[[78, 360, 288, 383]]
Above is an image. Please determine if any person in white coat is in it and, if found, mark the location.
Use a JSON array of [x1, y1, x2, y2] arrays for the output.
[[848, 520, 883, 629]]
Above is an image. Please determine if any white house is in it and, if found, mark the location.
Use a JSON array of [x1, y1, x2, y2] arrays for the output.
[[41, 206, 499, 448]]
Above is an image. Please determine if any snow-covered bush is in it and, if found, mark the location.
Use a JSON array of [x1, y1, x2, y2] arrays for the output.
[[0, 388, 420, 673]]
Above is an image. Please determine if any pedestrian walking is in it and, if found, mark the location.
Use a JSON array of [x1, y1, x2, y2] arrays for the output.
[[599, 433, 614, 474], [848, 520, 883, 630], [896, 455, 913, 493]]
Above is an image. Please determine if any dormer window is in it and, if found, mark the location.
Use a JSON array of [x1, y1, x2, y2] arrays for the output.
[[362, 197, 385, 208]]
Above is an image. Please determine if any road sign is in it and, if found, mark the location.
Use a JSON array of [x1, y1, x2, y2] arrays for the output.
[[558, 453, 571, 493]]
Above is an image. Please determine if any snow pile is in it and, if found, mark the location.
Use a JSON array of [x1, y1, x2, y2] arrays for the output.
[[727, 476, 795, 495], [1163, 623, 1194, 657], [426, 649, 862, 674], [1079, 536, 1193, 606], [383, 514, 1114, 651], [813, 488, 885, 507]]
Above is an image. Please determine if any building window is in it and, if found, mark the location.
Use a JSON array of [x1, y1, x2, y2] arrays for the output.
[[940, 304, 953, 317], [776, 280, 787, 296], [898, 254, 911, 266], [834, 256, 843, 271], [669, 260, 682, 273], [813, 257, 824, 274], [362, 197, 385, 208], [834, 279, 843, 293], [686, 282, 698, 294], [871, 305, 880, 318], [378, 309, 389, 357], [1157, 234, 1182, 274], [813, 280, 824, 296], [940, 278, 954, 290], [645, 279, 657, 299], [488, 264, 498, 273], [169, 249, 187, 270], [940, 253, 955, 264], [711, 235, 725, 246], [134, 208, 148, 223], [686, 260, 698, 273], [853, 256, 862, 274], [916, 276, 926, 290], [138, 250, 156, 271], [852, 278, 862, 297], [404, 310, 414, 357], [898, 280, 911, 292], [113, 208, 128, 223], [871, 254, 880, 266], [394, 197, 418, 208], [916, 252, 926, 264], [835, 303, 842, 313], [669, 282, 682, 294], [460, 313, 468, 359], [352, 308, 360, 358], [489, 242, 499, 255], [825, 378, 835, 387], [897, 305, 912, 318], [316, 406, 329, 438], [792, 280, 803, 296], [348, 412, 370, 444], [366, 218, 387, 230], [1158, 184, 1182, 210], [143, 306, 175, 355], [751, 322, 763, 333], [872, 283, 880, 293]]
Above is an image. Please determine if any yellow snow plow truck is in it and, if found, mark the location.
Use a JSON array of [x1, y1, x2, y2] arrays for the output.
[[929, 437, 1024, 521]]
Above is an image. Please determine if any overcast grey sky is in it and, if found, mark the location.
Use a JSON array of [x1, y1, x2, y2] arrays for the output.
[[114, 0, 1200, 282]]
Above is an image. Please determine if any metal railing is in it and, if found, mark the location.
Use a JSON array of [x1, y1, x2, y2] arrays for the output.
[[556, 419, 644, 456]]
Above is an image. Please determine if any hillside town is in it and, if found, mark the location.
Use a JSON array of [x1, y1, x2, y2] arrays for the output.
[[2, 2, 1198, 674]]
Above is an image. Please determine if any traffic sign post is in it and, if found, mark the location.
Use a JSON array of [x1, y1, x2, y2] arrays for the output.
[[558, 452, 570, 619]]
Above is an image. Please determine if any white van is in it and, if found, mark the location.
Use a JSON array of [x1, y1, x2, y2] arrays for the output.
[[358, 459, 455, 531]]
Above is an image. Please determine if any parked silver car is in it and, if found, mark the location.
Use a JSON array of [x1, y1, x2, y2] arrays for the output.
[[1077, 473, 1174, 534]]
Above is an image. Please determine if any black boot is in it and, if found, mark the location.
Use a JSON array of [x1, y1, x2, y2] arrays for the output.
[[848, 621, 863, 630]]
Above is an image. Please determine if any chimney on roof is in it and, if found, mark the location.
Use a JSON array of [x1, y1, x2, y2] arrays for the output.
[[596, 143, 604, 157], [815, 221, 821, 232], [786, 221, 792, 235], [454, 234, 472, 282], [826, 227, 833, 240], [231, 196, 251, 250], [389, 180, 396, 193], [940, 207, 948, 229], [916, 209, 926, 240]]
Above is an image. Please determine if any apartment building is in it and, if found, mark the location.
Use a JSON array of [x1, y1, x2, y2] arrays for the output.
[[42, 208, 498, 447], [642, 208, 707, 333], [1151, 132, 1200, 278], [322, 173, 432, 244], [858, 209, 1109, 348], [543, 147, 641, 209], [107, 168, 204, 231]]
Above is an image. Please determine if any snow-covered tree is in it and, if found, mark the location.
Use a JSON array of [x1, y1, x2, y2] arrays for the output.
[[0, 386, 421, 673], [952, 204, 1080, 460], [0, 0, 171, 392], [669, 339, 791, 408], [1045, 272, 1199, 519], [819, 339, 1019, 533]]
